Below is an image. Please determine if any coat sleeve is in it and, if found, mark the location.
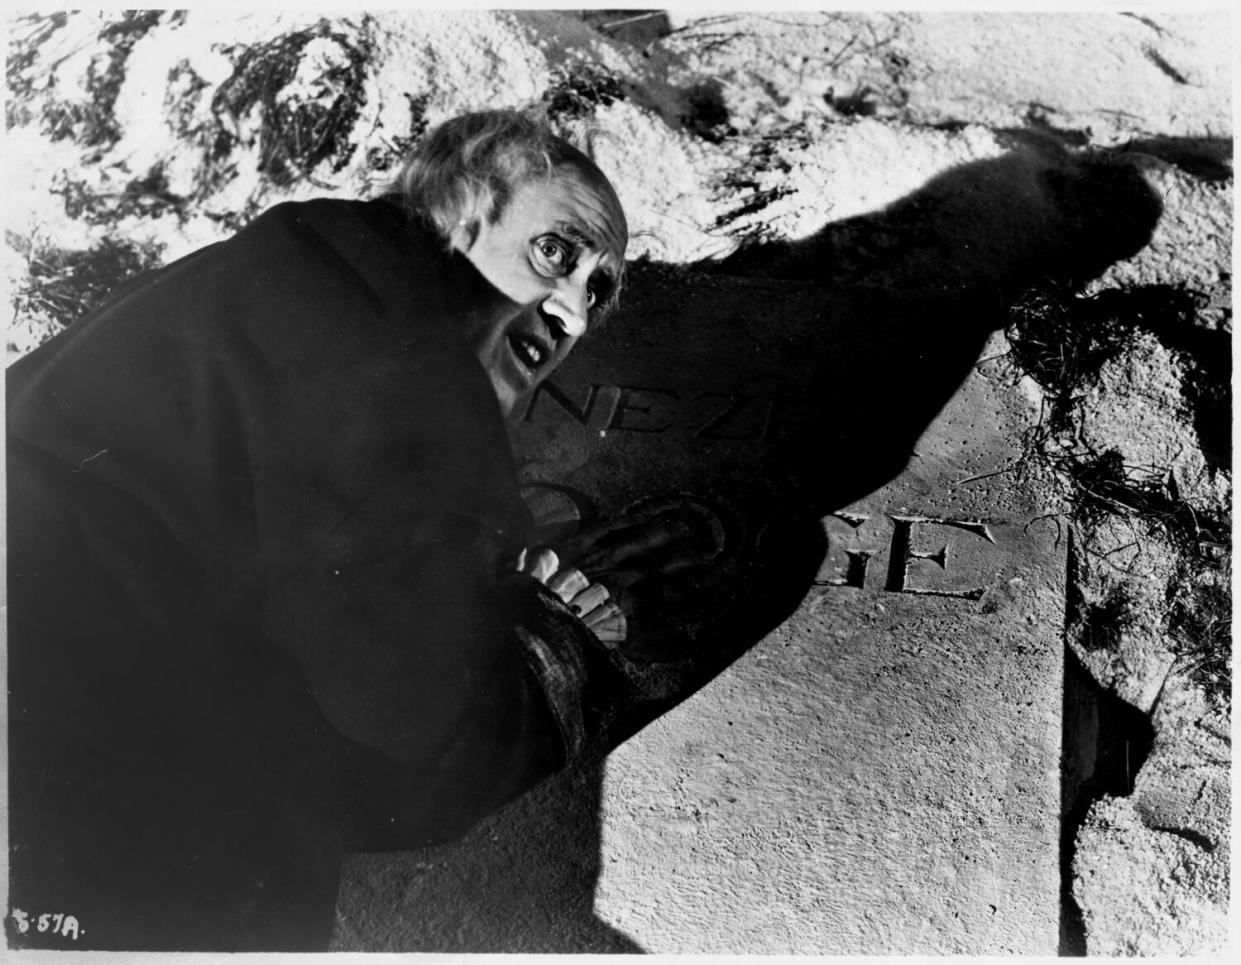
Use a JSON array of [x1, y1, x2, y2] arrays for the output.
[[8, 198, 620, 850], [261, 476, 617, 847]]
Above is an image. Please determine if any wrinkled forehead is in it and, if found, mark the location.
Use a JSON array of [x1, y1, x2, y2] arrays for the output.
[[549, 152, 628, 263]]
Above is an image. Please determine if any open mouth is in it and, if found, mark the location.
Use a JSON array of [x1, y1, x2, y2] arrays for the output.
[[508, 332, 550, 374]]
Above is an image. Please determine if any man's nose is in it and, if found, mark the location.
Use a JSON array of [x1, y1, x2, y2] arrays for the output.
[[540, 281, 589, 338]]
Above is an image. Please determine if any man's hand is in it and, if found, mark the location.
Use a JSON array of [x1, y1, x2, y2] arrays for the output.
[[516, 547, 626, 645], [518, 500, 728, 656]]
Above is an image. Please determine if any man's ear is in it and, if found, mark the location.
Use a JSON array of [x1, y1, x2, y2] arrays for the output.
[[449, 217, 480, 252]]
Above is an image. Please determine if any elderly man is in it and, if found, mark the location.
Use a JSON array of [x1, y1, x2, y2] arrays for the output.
[[7, 111, 651, 951]]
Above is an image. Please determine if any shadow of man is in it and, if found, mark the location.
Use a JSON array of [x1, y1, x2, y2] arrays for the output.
[[332, 144, 1162, 953]]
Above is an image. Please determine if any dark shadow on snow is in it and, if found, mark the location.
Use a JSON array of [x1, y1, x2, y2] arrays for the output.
[[1059, 644, 1155, 955]]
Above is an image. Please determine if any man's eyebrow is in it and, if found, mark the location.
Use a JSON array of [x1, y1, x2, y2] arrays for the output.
[[553, 220, 600, 248], [555, 220, 627, 268]]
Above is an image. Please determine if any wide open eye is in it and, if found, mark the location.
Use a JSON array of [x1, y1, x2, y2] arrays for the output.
[[531, 235, 573, 276], [587, 271, 616, 315]]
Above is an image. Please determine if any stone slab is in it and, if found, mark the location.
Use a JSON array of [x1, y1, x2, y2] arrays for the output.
[[333, 264, 1065, 954], [585, 354, 1065, 954]]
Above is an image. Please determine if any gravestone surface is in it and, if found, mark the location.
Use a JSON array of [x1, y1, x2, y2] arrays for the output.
[[332, 150, 1156, 953], [332, 267, 1065, 954], [513, 276, 1064, 955]]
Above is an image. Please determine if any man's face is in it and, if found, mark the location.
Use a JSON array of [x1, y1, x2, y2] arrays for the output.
[[454, 162, 627, 416]]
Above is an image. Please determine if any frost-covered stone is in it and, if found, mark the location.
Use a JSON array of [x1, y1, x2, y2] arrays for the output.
[[1091, 164, 1233, 320], [1073, 794, 1229, 956], [1075, 331, 1230, 516], [1069, 514, 1185, 712], [1135, 671, 1231, 850]]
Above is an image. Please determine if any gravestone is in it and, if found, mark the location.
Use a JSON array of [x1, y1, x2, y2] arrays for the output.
[[512, 273, 1064, 955], [333, 265, 1065, 954], [332, 149, 1159, 953]]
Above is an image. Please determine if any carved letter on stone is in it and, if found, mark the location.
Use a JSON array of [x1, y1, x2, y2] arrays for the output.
[[607, 386, 679, 433], [759, 397, 786, 444], [819, 512, 875, 589], [884, 516, 995, 600], [518, 481, 599, 539], [692, 393, 759, 441], [522, 380, 612, 426]]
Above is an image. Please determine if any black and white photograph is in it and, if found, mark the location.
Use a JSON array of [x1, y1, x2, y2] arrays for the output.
[[2, 5, 1232, 956]]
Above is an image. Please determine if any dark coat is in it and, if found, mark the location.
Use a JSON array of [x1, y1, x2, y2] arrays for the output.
[[6, 197, 605, 950]]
